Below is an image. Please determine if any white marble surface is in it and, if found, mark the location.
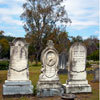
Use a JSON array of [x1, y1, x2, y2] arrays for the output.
[[3, 38, 33, 95], [8, 38, 29, 81], [64, 42, 92, 93], [37, 40, 63, 97], [38, 40, 59, 81]]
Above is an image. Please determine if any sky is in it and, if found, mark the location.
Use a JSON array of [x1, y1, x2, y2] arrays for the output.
[[0, 0, 99, 39]]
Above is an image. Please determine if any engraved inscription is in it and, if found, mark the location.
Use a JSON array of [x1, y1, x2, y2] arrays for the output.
[[71, 44, 86, 72]]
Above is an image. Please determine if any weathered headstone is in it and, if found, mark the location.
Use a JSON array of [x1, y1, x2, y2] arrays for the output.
[[93, 67, 99, 82], [37, 40, 63, 97], [0, 44, 2, 58], [3, 38, 33, 95], [58, 52, 68, 74], [59, 52, 68, 69], [63, 42, 92, 93], [0, 44, 1, 51]]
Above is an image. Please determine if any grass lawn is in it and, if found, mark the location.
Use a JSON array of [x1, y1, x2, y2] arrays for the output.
[[0, 64, 99, 100]]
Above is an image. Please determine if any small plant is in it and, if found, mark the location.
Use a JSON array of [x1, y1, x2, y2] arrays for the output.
[[0, 60, 9, 70], [86, 62, 91, 68], [87, 50, 99, 61], [33, 85, 37, 96]]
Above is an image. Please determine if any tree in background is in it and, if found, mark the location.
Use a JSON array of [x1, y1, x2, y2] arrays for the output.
[[87, 50, 99, 61], [0, 31, 10, 59], [21, 0, 71, 64], [84, 36, 99, 56], [0, 30, 4, 35], [70, 36, 83, 44], [0, 39, 9, 59]]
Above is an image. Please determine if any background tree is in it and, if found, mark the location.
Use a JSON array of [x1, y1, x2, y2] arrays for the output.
[[0, 30, 14, 59], [21, 0, 71, 64], [84, 36, 99, 56], [87, 50, 99, 61], [0, 31, 9, 59], [70, 35, 83, 44], [0, 30, 4, 35], [0, 39, 9, 59], [0, 30, 4, 55]]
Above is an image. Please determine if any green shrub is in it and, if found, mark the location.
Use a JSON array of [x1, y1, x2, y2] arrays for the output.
[[0, 60, 9, 70], [86, 62, 91, 67], [33, 85, 37, 96], [87, 50, 99, 61]]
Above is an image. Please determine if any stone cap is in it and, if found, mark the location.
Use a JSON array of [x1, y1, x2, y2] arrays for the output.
[[9, 37, 29, 46]]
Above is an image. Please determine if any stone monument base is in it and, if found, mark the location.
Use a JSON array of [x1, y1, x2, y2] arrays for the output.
[[3, 80, 33, 95], [37, 81, 64, 97], [63, 82, 92, 94]]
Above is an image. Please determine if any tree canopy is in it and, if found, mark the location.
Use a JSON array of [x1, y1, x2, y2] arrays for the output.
[[21, 0, 71, 64]]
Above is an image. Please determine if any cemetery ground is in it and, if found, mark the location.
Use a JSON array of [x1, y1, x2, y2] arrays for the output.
[[0, 62, 99, 100]]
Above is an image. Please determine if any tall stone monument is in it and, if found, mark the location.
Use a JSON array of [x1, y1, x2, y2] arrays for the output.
[[37, 40, 63, 97], [3, 38, 33, 95], [63, 42, 92, 93]]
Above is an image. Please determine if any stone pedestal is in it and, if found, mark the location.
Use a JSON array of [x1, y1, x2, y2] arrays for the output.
[[37, 40, 63, 97], [63, 81, 91, 93], [3, 80, 33, 95], [3, 38, 33, 95], [63, 42, 92, 93], [37, 81, 63, 97]]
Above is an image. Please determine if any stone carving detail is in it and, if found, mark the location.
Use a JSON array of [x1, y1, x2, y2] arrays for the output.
[[8, 38, 29, 80], [37, 40, 63, 97], [3, 38, 33, 95], [63, 42, 92, 93], [40, 40, 59, 79]]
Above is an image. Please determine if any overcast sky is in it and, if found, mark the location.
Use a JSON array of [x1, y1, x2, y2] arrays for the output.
[[0, 0, 99, 39]]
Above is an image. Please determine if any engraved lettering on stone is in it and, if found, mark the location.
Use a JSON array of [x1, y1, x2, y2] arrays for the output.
[[70, 44, 86, 72], [63, 42, 92, 93]]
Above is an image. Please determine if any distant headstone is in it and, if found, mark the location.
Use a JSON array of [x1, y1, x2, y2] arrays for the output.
[[93, 67, 99, 82], [59, 52, 68, 69], [0, 45, 2, 57], [63, 42, 92, 93], [37, 40, 63, 97], [0, 44, 1, 51], [3, 38, 33, 95], [58, 52, 68, 74]]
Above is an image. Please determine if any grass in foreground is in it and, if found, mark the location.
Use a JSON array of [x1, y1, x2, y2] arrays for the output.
[[0, 64, 99, 100]]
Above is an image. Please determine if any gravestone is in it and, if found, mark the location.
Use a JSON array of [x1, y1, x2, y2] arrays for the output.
[[0, 44, 2, 58], [58, 52, 68, 74], [3, 38, 33, 95], [63, 42, 92, 93], [93, 67, 99, 82], [59, 52, 68, 69], [0, 44, 1, 51], [37, 40, 63, 97]]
